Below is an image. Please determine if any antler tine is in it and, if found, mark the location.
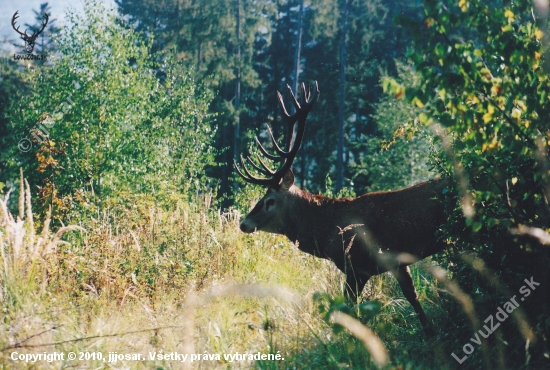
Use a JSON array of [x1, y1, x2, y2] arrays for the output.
[[266, 125, 293, 158], [278, 82, 319, 123], [246, 155, 274, 176], [28, 13, 49, 41], [286, 84, 301, 111], [302, 81, 320, 110], [234, 157, 273, 186], [234, 159, 251, 180], [11, 11, 27, 37], [300, 82, 309, 104], [277, 90, 299, 127], [235, 81, 319, 187], [239, 155, 261, 180], [277, 91, 291, 117], [255, 154, 276, 175], [254, 136, 282, 161], [36, 13, 49, 34]]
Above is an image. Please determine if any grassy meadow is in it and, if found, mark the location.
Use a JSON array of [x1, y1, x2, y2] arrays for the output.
[[0, 173, 470, 369], [3, 173, 542, 370]]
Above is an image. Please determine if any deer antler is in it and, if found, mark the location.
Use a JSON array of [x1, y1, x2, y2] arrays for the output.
[[11, 11, 27, 38], [27, 13, 49, 42], [11, 11, 49, 42], [234, 81, 319, 187]]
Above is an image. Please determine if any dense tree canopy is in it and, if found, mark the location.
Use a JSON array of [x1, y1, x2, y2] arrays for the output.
[[113, 0, 424, 197]]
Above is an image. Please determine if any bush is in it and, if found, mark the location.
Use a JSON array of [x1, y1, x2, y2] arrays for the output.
[[4, 0, 216, 221], [384, 1, 550, 366]]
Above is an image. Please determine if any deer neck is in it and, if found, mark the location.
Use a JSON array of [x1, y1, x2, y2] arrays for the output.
[[282, 187, 340, 258]]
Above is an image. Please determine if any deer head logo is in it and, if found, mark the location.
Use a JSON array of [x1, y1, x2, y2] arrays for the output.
[[11, 10, 49, 54]]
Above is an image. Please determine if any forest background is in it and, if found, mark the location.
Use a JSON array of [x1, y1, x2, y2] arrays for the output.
[[0, 0, 549, 369]]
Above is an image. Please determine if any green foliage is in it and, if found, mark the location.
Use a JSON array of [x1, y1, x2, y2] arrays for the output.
[[115, 0, 424, 196], [4, 0, 215, 218], [400, 0, 550, 237], [384, 0, 550, 366], [314, 292, 381, 328], [322, 173, 356, 198], [356, 61, 438, 193], [383, 0, 550, 250], [0, 56, 28, 180], [117, 0, 269, 198]]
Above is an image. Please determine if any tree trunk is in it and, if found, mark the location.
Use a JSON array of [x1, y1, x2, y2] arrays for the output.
[[197, 2, 203, 72], [292, 0, 304, 173], [292, 0, 304, 95], [337, 0, 348, 191], [233, 0, 241, 191]]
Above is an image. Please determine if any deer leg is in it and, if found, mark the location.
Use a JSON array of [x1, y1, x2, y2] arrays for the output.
[[393, 265, 433, 335]]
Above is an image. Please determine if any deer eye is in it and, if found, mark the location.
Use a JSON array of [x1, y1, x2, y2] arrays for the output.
[[265, 198, 275, 211]]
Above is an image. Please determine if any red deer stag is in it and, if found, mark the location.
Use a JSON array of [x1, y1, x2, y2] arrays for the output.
[[234, 82, 448, 333]]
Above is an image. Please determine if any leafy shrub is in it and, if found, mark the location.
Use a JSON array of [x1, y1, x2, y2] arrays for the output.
[[4, 0, 216, 220], [384, 0, 550, 366]]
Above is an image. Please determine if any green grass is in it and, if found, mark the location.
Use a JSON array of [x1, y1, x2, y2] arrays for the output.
[[0, 180, 541, 369]]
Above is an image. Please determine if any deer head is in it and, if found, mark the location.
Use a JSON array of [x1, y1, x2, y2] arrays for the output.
[[234, 81, 319, 233], [12, 11, 49, 53]]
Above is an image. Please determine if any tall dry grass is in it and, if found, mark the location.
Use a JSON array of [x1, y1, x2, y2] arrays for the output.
[[2, 178, 399, 369], [4, 176, 522, 369]]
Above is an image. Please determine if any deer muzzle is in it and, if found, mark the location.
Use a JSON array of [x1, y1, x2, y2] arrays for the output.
[[240, 219, 256, 233]]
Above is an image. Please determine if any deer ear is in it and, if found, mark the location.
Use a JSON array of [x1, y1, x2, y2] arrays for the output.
[[281, 169, 294, 190]]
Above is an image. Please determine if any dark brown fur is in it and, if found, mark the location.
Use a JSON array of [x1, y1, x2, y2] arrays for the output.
[[240, 171, 449, 332], [236, 82, 446, 332]]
